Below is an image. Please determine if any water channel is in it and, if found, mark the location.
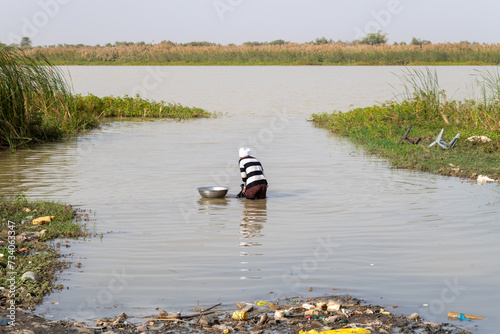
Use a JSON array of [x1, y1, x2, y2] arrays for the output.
[[0, 66, 498, 332]]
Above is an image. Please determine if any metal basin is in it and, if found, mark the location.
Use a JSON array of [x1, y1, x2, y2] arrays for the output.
[[197, 186, 229, 198]]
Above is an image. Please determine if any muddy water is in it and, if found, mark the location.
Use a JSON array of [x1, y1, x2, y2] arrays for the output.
[[0, 66, 498, 332]]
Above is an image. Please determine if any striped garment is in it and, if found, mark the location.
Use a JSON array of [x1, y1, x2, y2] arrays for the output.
[[239, 156, 268, 189]]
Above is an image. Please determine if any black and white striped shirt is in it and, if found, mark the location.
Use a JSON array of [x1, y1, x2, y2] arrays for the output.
[[239, 156, 268, 189]]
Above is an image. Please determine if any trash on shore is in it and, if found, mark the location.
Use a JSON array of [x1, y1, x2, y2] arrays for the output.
[[32, 215, 55, 225], [232, 310, 248, 320], [398, 124, 421, 145], [467, 135, 492, 143], [137, 295, 470, 334], [16, 230, 47, 242], [428, 128, 460, 149], [477, 175, 496, 183], [299, 328, 372, 333], [1, 295, 473, 333], [21, 271, 39, 283], [255, 300, 273, 307], [447, 311, 485, 320]]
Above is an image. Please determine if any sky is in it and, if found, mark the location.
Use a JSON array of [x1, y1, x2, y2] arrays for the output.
[[1, 0, 500, 46]]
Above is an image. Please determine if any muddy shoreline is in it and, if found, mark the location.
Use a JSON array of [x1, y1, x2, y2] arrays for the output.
[[1, 294, 475, 333]]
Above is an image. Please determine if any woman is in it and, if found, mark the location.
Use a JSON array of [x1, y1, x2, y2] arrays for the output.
[[238, 147, 268, 199]]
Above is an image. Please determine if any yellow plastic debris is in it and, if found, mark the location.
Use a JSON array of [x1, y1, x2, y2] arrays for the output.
[[255, 300, 273, 307], [299, 329, 371, 334], [32, 216, 55, 225], [232, 311, 248, 320]]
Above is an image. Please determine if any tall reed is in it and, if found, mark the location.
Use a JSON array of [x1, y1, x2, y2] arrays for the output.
[[0, 49, 77, 147], [391, 67, 450, 123], [1, 49, 213, 149], [473, 68, 500, 109]]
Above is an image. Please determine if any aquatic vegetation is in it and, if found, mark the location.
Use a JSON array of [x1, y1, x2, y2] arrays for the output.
[[73, 94, 212, 119], [24, 42, 500, 65], [0, 49, 87, 148], [312, 68, 500, 180], [392, 67, 442, 113], [0, 49, 214, 149], [473, 67, 500, 111]]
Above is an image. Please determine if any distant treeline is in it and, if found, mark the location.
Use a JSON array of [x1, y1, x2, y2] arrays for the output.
[[2, 32, 499, 65], [2, 32, 436, 49]]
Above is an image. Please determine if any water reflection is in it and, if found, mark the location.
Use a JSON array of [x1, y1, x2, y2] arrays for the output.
[[197, 197, 230, 208], [239, 199, 267, 279]]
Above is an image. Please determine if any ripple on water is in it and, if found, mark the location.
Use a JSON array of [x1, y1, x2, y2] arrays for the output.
[[0, 66, 498, 333]]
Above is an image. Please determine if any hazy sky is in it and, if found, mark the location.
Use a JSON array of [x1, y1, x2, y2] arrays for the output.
[[1, 0, 499, 46]]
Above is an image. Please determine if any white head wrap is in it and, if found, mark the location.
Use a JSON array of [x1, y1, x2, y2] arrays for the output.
[[239, 147, 252, 158]]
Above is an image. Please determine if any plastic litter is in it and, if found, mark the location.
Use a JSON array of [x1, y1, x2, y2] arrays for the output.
[[379, 308, 391, 315], [216, 324, 232, 333], [447, 311, 484, 320], [327, 300, 341, 311], [302, 303, 315, 310], [398, 124, 421, 145], [428, 129, 460, 149], [467, 135, 491, 143], [304, 309, 320, 316], [274, 310, 285, 320], [299, 328, 371, 334], [324, 315, 339, 323], [231, 311, 247, 320], [477, 175, 496, 183], [316, 302, 327, 310], [255, 300, 273, 307], [21, 271, 38, 282], [32, 216, 55, 225]]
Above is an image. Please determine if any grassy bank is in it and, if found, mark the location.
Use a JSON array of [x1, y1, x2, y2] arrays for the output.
[[312, 68, 500, 181], [23, 43, 500, 65], [0, 49, 215, 150], [0, 196, 91, 309]]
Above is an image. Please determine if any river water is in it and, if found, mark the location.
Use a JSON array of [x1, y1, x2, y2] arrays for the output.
[[0, 66, 498, 332]]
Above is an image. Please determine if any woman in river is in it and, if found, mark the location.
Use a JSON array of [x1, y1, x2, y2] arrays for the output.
[[238, 147, 268, 199]]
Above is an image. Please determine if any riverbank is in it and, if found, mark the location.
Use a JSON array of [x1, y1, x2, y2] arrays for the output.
[[1, 294, 474, 333], [312, 68, 500, 182], [24, 43, 500, 66], [0, 196, 92, 311]]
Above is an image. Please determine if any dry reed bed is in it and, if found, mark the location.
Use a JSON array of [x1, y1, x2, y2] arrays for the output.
[[26, 43, 500, 65]]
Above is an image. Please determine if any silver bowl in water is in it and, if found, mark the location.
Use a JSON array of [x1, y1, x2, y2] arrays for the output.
[[197, 186, 229, 198]]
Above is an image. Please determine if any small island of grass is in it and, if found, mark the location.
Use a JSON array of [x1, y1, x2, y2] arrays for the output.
[[0, 49, 215, 150]]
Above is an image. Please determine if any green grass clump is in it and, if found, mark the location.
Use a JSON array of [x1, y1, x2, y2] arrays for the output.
[[0, 49, 215, 150], [0, 195, 92, 309], [312, 68, 500, 180], [0, 48, 95, 148], [73, 94, 213, 119]]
